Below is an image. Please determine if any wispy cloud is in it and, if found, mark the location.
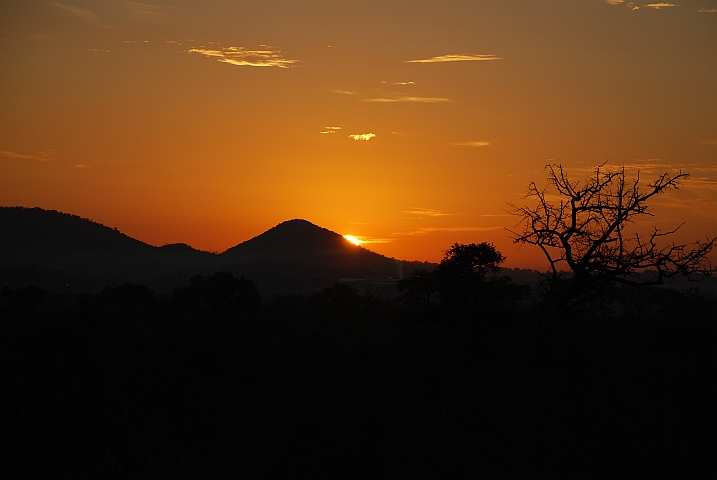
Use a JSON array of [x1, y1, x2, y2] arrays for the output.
[[698, 8, 717, 12], [559, 161, 717, 218], [348, 133, 376, 141], [644, 3, 678, 8], [52, 3, 113, 29], [397, 226, 503, 236], [366, 96, 452, 103], [118, 1, 167, 20], [451, 141, 491, 147], [188, 45, 300, 68], [331, 89, 357, 95], [1, 150, 55, 161], [73, 163, 90, 169], [351, 236, 393, 244], [699, 140, 717, 145], [405, 54, 501, 64], [390, 131, 419, 136], [567, 161, 717, 189], [1, 151, 35, 160], [381, 81, 415, 85], [605, 0, 641, 9], [403, 208, 451, 217], [320, 126, 342, 134]]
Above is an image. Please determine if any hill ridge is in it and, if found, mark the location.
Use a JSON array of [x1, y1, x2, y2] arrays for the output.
[[0, 207, 415, 294]]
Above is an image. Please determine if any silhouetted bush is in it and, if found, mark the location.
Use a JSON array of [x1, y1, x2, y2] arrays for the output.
[[99, 283, 155, 307], [172, 271, 261, 315], [2, 275, 714, 478]]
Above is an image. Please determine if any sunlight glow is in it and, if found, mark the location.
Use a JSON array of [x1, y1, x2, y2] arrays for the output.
[[343, 235, 361, 246]]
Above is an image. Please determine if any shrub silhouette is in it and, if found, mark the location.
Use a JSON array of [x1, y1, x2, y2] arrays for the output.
[[99, 283, 155, 307], [173, 271, 261, 315]]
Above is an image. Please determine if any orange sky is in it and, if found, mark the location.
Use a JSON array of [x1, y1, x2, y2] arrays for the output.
[[1, 0, 716, 269]]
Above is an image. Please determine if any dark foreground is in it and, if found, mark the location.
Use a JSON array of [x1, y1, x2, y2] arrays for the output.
[[2, 277, 715, 478]]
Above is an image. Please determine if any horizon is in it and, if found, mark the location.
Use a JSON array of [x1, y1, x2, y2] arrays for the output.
[[0, 206, 495, 265], [2, 1, 716, 269]]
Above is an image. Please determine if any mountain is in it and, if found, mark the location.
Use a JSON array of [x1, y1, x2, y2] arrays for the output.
[[0, 208, 418, 295], [216, 219, 410, 295], [0, 207, 153, 256], [0, 207, 216, 288], [221, 219, 401, 275]]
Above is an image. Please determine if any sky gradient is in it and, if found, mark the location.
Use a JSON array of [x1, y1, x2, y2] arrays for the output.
[[2, 0, 716, 268]]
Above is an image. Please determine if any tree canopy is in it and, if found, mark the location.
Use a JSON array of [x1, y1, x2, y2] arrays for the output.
[[510, 163, 715, 287]]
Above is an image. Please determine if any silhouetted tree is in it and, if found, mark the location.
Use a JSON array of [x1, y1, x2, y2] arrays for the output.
[[397, 268, 436, 307], [433, 242, 505, 309], [312, 282, 359, 309], [510, 164, 715, 288], [173, 272, 261, 315], [100, 283, 155, 307], [397, 242, 524, 314]]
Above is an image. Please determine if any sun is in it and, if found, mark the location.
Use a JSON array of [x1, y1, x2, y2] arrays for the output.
[[343, 235, 361, 246]]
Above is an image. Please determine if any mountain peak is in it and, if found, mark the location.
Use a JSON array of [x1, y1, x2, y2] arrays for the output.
[[219, 218, 399, 275], [223, 218, 347, 254]]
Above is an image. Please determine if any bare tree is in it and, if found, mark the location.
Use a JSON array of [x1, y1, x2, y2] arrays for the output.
[[509, 163, 715, 287]]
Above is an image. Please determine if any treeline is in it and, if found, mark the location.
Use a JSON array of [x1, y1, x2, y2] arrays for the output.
[[3, 263, 715, 478]]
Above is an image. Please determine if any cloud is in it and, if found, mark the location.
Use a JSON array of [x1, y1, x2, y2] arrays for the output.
[[381, 81, 415, 85], [405, 54, 501, 64], [188, 46, 300, 68], [397, 226, 503, 236], [320, 126, 342, 134], [698, 8, 717, 12], [73, 164, 90, 169], [52, 3, 113, 29], [1, 151, 35, 160], [331, 89, 357, 95], [118, 1, 167, 20], [348, 133, 376, 141], [567, 161, 717, 188], [605, 0, 641, 9], [403, 208, 451, 217], [1, 150, 55, 161], [557, 161, 717, 220], [451, 141, 491, 147], [351, 236, 393, 244], [644, 3, 678, 8], [390, 131, 419, 136], [366, 96, 452, 103], [699, 140, 717, 145]]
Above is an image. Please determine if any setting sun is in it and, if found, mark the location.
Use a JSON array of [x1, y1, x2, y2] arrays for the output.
[[343, 235, 361, 246]]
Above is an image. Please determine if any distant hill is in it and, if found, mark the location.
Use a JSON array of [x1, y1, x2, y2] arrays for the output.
[[217, 219, 419, 296], [0, 207, 216, 287], [0, 207, 153, 256], [0, 208, 425, 295], [221, 219, 402, 276]]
